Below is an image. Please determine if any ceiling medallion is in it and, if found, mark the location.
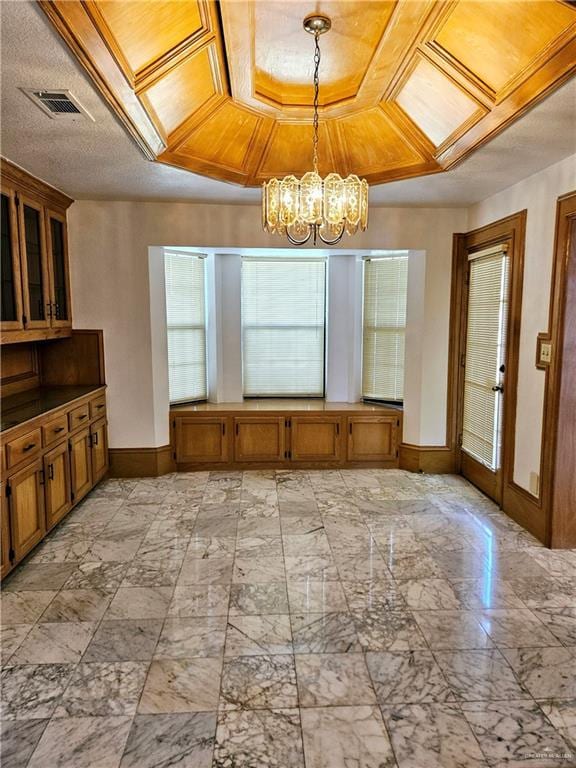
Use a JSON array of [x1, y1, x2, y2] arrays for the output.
[[262, 13, 369, 246]]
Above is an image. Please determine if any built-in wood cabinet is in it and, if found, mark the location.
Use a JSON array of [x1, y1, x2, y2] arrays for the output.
[[44, 440, 72, 530], [1, 489, 12, 579], [174, 416, 229, 463], [8, 459, 46, 563], [291, 415, 343, 462], [91, 417, 109, 483], [347, 415, 399, 462], [1, 159, 73, 343], [70, 427, 93, 503], [234, 416, 286, 462]]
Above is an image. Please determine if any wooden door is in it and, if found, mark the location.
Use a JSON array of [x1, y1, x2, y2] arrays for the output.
[[44, 441, 72, 530], [174, 417, 229, 463], [18, 195, 50, 329], [291, 416, 342, 462], [45, 210, 72, 328], [1, 487, 13, 579], [347, 416, 398, 461], [234, 417, 286, 462], [7, 460, 46, 562], [70, 427, 93, 502], [91, 417, 109, 483], [0, 187, 24, 331]]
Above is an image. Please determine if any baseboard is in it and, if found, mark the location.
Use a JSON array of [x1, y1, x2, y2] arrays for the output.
[[399, 443, 457, 474], [109, 445, 175, 478], [503, 480, 546, 544]]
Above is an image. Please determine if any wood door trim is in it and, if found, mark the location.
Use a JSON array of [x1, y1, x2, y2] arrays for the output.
[[542, 191, 576, 548]]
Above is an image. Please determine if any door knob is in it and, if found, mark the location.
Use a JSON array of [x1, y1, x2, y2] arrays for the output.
[[491, 385, 504, 393]]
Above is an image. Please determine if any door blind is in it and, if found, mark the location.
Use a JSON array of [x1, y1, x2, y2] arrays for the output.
[[241, 258, 326, 396], [362, 255, 408, 402], [164, 251, 207, 404], [462, 245, 509, 470]]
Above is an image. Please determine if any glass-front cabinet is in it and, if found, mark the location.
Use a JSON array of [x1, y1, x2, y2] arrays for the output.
[[0, 187, 23, 331], [19, 197, 50, 329], [46, 210, 71, 328]]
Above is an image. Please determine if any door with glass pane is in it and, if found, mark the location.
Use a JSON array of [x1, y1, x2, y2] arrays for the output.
[[46, 209, 72, 328], [0, 187, 24, 331], [459, 244, 510, 503], [18, 196, 50, 329]]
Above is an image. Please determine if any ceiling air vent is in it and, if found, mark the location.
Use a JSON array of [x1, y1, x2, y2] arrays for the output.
[[21, 89, 94, 121]]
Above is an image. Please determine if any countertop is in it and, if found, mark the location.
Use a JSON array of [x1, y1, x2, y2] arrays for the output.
[[1, 385, 103, 432], [171, 399, 403, 413]]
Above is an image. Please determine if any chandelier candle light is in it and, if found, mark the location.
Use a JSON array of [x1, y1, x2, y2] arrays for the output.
[[262, 13, 369, 246]]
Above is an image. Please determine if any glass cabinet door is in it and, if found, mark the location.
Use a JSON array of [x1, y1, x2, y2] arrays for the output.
[[20, 198, 49, 328], [1, 190, 23, 328], [47, 212, 71, 327]]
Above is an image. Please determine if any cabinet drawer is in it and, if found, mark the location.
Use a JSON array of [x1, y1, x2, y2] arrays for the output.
[[89, 395, 106, 420], [42, 414, 69, 447], [6, 428, 42, 468], [68, 403, 90, 431]]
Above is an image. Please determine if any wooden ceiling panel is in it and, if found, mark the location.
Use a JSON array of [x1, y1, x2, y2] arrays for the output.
[[431, 0, 576, 96], [40, 0, 576, 187], [394, 56, 484, 147]]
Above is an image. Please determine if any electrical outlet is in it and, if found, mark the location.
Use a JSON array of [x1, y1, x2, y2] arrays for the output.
[[529, 472, 540, 496]]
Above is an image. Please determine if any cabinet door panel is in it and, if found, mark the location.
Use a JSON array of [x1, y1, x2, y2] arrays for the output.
[[291, 416, 342, 462], [46, 210, 72, 328], [175, 417, 228, 463], [234, 417, 286, 462], [18, 197, 50, 329], [347, 416, 398, 461], [0, 188, 23, 330], [44, 441, 72, 530], [8, 460, 46, 562], [70, 428, 93, 502], [91, 418, 109, 483], [1, 489, 12, 579]]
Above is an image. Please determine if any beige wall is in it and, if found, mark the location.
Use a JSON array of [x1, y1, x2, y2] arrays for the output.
[[467, 153, 576, 493], [67, 202, 466, 448]]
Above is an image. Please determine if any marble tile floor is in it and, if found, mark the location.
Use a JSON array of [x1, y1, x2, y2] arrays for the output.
[[1, 469, 576, 768]]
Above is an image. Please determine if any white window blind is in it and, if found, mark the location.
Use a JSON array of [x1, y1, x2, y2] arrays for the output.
[[164, 251, 207, 404], [241, 258, 326, 396], [462, 245, 509, 470], [362, 255, 409, 401]]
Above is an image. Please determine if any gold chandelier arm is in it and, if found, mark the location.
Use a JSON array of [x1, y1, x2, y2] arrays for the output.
[[286, 224, 313, 246], [316, 224, 345, 246]]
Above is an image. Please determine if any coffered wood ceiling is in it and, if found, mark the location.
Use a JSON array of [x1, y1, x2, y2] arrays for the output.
[[40, 0, 576, 188]]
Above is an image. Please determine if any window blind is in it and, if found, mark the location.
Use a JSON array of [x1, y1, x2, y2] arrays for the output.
[[462, 245, 509, 470], [164, 251, 207, 404], [362, 255, 408, 402], [241, 258, 326, 396]]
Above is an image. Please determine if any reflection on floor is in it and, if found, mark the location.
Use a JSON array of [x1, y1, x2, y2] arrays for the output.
[[1, 469, 576, 768]]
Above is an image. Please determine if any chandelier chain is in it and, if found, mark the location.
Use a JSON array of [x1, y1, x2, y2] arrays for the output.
[[312, 31, 320, 174]]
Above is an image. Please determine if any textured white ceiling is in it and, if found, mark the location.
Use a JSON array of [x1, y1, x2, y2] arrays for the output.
[[1, 0, 575, 206]]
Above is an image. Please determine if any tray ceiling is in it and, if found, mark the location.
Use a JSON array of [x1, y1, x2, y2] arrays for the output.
[[39, 0, 576, 187]]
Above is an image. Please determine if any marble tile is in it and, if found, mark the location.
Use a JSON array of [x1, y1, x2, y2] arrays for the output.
[[296, 652, 376, 706], [428, 551, 491, 581], [414, 611, 493, 650], [397, 578, 462, 610], [168, 584, 230, 618], [221, 654, 297, 709], [381, 702, 488, 768], [213, 708, 305, 768], [185, 535, 235, 560], [285, 555, 340, 581], [501, 646, 576, 699], [287, 579, 348, 614], [342, 579, 406, 611], [489, 551, 551, 580], [0, 590, 56, 626], [450, 578, 526, 611], [291, 612, 361, 654], [385, 551, 444, 580], [177, 557, 233, 586], [83, 619, 163, 662], [280, 512, 323, 535], [0, 719, 49, 768], [138, 658, 222, 713], [39, 588, 112, 622], [237, 515, 282, 538], [155, 616, 226, 658], [300, 705, 396, 768], [27, 715, 132, 768], [105, 586, 174, 620], [62, 561, 129, 590], [0, 624, 31, 662], [366, 650, 454, 704], [55, 661, 148, 717], [120, 557, 183, 587], [233, 556, 286, 584], [469, 702, 574, 768], [352, 608, 428, 652], [1, 663, 74, 719], [533, 607, 576, 646], [234, 536, 283, 558], [478, 609, 561, 649], [538, 699, 576, 751], [283, 531, 331, 556], [192, 514, 238, 537], [333, 550, 392, 581], [10, 621, 96, 665], [435, 649, 531, 702], [225, 614, 293, 656], [84, 535, 144, 562], [230, 582, 289, 615], [3, 563, 76, 592], [136, 536, 189, 560], [120, 712, 216, 768], [28, 536, 93, 563], [507, 576, 576, 609]]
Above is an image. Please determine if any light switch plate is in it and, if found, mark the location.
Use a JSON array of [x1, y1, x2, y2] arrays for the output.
[[540, 342, 552, 364], [536, 333, 552, 370]]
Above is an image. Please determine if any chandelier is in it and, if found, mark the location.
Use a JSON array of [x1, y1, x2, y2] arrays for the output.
[[262, 13, 369, 246]]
